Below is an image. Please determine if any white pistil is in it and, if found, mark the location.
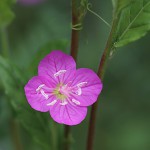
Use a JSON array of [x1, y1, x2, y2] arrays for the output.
[[72, 99, 80, 105], [77, 82, 87, 87], [47, 100, 57, 106], [60, 101, 68, 106], [54, 70, 67, 78], [40, 89, 49, 99], [36, 84, 45, 92]]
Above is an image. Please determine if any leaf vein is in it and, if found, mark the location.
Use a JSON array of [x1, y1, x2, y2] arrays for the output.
[[118, 0, 150, 41]]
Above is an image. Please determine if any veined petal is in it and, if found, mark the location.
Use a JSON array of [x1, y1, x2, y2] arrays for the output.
[[38, 50, 76, 84], [49, 101, 87, 125], [24, 76, 56, 112], [71, 68, 103, 106]]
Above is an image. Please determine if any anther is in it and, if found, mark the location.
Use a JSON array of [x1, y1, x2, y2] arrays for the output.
[[54, 70, 67, 78], [72, 99, 80, 105], [36, 84, 45, 92], [47, 100, 57, 106], [75, 88, 82, 95], [77, 82, 87, 87], [41, 89, 49, 99]]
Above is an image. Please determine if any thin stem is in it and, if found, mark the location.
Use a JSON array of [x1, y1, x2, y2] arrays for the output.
[[10, 119, 23, 150], [86, 19, 117, 150], [87, 4, 111, 28], [64, 125, 71, 150], [64, 0, 80, 150], [0, 29, 10, 57], [70, 27, 79, 60], [50, 121, 57, 150], [70, 0, 80, 61]]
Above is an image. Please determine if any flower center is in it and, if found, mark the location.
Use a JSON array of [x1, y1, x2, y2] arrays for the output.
[[36, 69, 88, 106], [53, 84, 68, 100]]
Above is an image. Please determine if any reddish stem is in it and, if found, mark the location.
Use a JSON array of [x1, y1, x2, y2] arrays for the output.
[[70, 0, 79, 61], [86, 49, 108, 150], [64, 1, 79, 150], [11, 119, 23, 150], [86, 18, 117, 150]]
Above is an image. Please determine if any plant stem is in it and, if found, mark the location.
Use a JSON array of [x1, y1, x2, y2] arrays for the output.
[[64, 1, 80, 150], [0, 29, 10, 57], [10, 119, 23, 150], [64, 125, 71, 150], [70, 0, 79, 61], [51, 121, 57, 150], [86, 19, 117, 150]]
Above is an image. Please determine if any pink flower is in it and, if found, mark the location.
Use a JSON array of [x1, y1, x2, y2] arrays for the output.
[[24, 50, 103, 125]]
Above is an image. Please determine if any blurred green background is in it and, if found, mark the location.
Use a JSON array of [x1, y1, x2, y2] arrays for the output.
[[0, 0, 150, 150]]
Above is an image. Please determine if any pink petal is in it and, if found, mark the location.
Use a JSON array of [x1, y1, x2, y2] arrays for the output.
[[70, 68, 103, 106], [49, 101, 87, 125], [38, 50, 76, 84], [24, 76, 56, 112]]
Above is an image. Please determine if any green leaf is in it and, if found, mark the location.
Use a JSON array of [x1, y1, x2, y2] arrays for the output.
[[0, 0, 16, 28], [112, 0, 150, 47], [112, 0, 131, 15], [19, 110, 53, 149], [0, 56, 22, 96], [0, 56, 64, 150]]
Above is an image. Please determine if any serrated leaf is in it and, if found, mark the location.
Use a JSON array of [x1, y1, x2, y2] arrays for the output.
[[112, 0, 150, 47]]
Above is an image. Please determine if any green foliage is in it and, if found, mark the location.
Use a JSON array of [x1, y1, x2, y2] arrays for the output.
[[112, 0, 150, 47], [0, 55, 59, 150], [0, 41, 68, 150], [112, 0, 131, 15], [0, 0, 16, 28], [0, 55, 24, 97]]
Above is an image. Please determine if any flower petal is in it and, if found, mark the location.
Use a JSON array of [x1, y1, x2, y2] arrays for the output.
[[70, 68, 103, 106], [24, 76, 56, 112], [38, 50, 76, 84], [49, 101, 87, 125]]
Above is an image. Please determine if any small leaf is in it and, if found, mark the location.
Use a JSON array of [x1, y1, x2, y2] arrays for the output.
[[112, 0, 150, 47]]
